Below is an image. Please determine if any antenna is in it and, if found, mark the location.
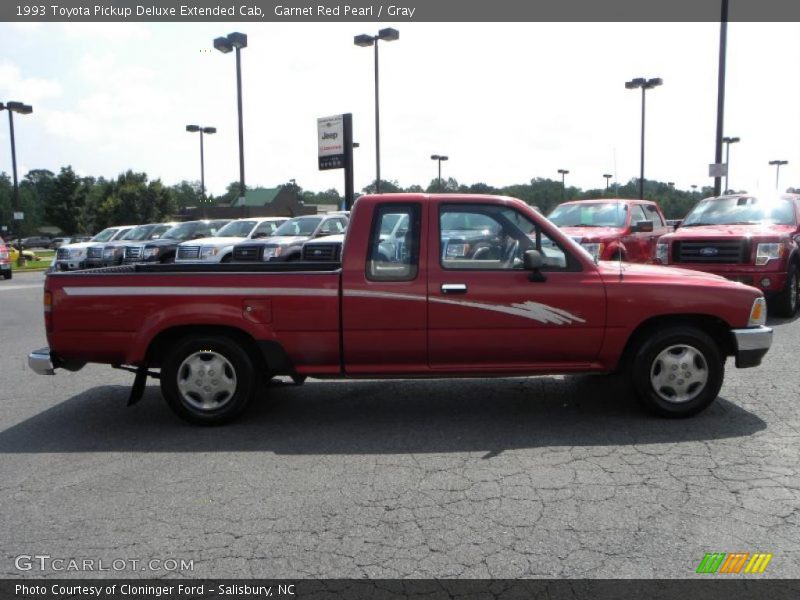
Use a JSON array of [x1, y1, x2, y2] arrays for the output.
[[618, 245, 624, 281]]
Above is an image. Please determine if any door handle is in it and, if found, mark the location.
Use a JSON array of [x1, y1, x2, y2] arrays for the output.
[[441, 283, 468, 294]]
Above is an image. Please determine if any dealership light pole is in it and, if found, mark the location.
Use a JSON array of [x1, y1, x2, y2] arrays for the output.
[[603, 173, 612, 192], [558, 168, 569, 201], [769, 159, 788, 191], [354, 27, 399, 194], [431, 154, 448, 191], [186, 125, 216, 218], [213, 32, 247, 210], [625, 76, 662, 199], [1, 101, 33, 266]]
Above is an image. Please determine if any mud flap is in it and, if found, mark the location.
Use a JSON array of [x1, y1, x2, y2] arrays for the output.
[[127, 366, 148, 406]]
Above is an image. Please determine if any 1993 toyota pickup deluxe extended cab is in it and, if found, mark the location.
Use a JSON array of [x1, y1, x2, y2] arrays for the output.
[[29, 194, 773, 425]]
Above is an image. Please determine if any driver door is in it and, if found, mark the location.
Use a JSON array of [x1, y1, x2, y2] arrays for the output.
[[427, 203, 606, 370]]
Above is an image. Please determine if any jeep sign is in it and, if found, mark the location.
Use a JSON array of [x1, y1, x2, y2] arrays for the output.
[[318, 115, 345, 170]]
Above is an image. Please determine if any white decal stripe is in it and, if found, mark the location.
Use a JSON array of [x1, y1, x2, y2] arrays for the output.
[[62, 286, 338, 297], [344, 289, 584, 325], [343, 289, 426, 302]]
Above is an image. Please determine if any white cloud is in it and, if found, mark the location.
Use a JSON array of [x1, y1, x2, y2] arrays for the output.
[[0, 61, 62, 103]]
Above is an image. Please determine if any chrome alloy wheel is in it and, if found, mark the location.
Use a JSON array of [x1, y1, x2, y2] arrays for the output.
[[649, 344, 709, 404], [176, 350, 238, 411]]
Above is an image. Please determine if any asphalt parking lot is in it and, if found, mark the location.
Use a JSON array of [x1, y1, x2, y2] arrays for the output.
[[0, 270, 798, 579]]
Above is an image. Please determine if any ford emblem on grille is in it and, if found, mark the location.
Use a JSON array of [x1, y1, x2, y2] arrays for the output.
[[700, 247, 719, 256]]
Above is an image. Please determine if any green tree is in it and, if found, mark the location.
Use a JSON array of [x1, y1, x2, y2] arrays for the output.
[[44, 166, 91, 234], [362, 179, 403, 194]]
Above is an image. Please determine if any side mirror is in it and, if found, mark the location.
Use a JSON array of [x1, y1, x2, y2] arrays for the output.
[[523, 249, 547, 282], [632, 220, 654, 233], [252, 232, 267, 239]]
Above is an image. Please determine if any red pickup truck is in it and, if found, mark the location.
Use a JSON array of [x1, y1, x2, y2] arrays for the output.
[[655, 193, 800, 317], [29, 194, 772, 425], [547, 198, 671, 263]]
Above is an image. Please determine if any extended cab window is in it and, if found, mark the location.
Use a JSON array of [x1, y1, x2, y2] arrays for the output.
[[367, 205, 420, 281], [440, 204, 576, 271]]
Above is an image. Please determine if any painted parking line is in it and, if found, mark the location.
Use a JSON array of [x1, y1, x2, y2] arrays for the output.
[[0, 283, 44, 292]]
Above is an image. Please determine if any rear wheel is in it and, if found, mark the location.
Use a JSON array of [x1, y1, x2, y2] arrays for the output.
[[771, 263, 799, 318], [160, 335, 256, 425], [2, 270, 10, 280], [631, 326, 723, 418]]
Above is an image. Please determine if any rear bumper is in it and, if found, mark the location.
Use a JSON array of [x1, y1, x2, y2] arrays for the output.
[[28, 347, 86, 375], [731, 326, 773, 368], [28, 347, 55, 375]]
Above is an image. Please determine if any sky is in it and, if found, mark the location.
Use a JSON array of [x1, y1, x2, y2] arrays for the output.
[[0, 21, 799, 198]]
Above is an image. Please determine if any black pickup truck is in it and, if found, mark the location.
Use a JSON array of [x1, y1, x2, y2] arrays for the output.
[[123, 220, 230, 265]]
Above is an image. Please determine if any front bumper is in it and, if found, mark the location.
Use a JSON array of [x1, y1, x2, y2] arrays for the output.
[[56, 260, 86, 271], [668, 263, 787, 294], [731, 325, 773, 368]]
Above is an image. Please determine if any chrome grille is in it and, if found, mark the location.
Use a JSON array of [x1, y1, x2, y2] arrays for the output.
[[125, 246, 142, 260], [674, 240, 750, 264], [302, 243, 341, 262], [177, 246, 200, 260], [232, 245, 261, 261], [87, 246, 103, 259], [56, 247, 70, 260]]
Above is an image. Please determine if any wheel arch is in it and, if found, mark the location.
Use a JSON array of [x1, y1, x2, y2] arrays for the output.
[[145, 324, 293, 376], [618, 313, 734, 371]]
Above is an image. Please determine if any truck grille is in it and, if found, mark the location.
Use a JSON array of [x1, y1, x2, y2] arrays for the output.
[[233, 245, 261, 261], [87, 246, 103, 259], [56, 247, 70, 260], [302, 243, 341, 262], [125, 246, 142, 260], [674, 240, 750, 264], [177, 246, 200, 260]]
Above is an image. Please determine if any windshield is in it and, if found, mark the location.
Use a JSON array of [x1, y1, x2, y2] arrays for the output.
[[162, 222, 198, 240], [547, 203, 627, 227], [148, 224, 172, 239], [120, 224, 157, 241], [682, 196, 795, 226], [91, 228, 120, 242], [274, 217, 322, 236], [216, 220, 258, 237]]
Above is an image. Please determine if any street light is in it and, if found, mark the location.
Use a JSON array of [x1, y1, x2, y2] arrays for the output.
[[354, 27, 399, 194], [558, 168, 569, 201], [431, 154, 449, 191], [769, 160, 788, 191], [722, 136, 740, 192], [186, 125, 216, 218], [0, 101, 33, 266], [603, 173, 612, 192], [213, 32, 247, 209], [625, 76, 663, 199]]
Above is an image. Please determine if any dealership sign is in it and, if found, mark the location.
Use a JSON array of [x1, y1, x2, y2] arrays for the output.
[[318, 115, 345, 170]]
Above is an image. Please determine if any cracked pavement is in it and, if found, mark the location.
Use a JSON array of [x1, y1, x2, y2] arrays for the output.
[[1, 271, 798, 579]]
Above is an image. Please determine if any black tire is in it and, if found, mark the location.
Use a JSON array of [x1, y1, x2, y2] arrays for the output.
[[771, 263, 799, 318], [160, 335, 256, 425], [221, 254, 233, 263], [3, 271, 10, 280], [631, 326, 723, 418]]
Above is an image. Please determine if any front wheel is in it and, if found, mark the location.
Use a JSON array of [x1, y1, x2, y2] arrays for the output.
[[3, 270, 10, 280], [631, 326, 723, 418], [160, 335, 256, 425], [771, 263, 799, 318]]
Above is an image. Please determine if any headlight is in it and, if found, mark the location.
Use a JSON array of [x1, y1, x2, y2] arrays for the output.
[[143, 247, 160, 259], [445, 242, 470, 258], [0, 250, 7, 260], [262, 246, 282, 260], [656, 242, 668, 264], [580, 242, 605, 262], [199, 246, 219, 260], [69, 248, 86, 258], [755, 243, 783, 265], [748, 297, 767, 327]]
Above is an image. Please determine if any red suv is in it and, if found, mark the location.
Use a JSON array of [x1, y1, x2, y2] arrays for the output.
[[547, 198, 670, 262], [656, 193, 800, 317]]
